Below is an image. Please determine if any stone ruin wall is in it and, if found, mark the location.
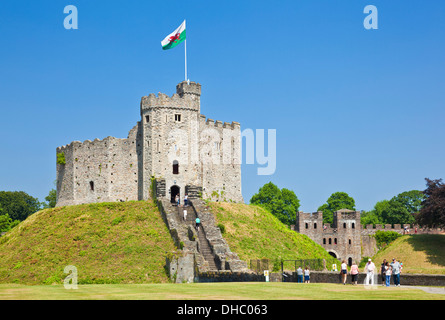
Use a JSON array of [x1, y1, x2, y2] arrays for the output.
[[56, 124, 140, 206], [198, 116, 243, 203]]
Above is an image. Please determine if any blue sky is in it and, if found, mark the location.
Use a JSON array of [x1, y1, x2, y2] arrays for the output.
[[0, 1, 444, 212]]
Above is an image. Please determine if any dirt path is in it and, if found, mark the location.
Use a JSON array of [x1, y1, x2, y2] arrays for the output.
[[403, 285, 445, 295]]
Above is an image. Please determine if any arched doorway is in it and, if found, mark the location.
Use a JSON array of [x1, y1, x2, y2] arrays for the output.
[[327, 250, 340, 260], [170, 185, 180, 204], [348, 257, 353, 267]]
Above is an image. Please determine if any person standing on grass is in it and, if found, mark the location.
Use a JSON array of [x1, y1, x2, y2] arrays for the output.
[[380, 259, 387, 286], [341, 260, 348, 285], [385, 262, 392, 287], [304, 266, 310, 283], [364, 258, 376, 285], [297, 266, 304, 283], [350, 261, 359, 285], [391, 258, 401, 287]]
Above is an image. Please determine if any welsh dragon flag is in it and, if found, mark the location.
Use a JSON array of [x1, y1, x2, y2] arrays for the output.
[[161, 20, 186, 50]]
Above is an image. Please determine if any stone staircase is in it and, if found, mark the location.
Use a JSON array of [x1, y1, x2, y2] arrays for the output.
[[177, 203, 219, 271], [159, 197, 248, 282]]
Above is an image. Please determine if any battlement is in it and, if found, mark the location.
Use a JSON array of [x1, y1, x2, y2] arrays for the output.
[[56, 125, 139, 153], [176, 80, 201, 97], [140, 81, 202, 113], [297, 211, 323, 221], [199, 114, 240, 130], [334, 210, 361, 221]]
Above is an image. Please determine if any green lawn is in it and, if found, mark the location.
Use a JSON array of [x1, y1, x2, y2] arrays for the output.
[[0, 282, 443, 300]]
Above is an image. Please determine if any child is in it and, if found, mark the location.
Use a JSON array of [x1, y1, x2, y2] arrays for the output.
[[304, 267, 310, 283], [385, 262, 392, 287]]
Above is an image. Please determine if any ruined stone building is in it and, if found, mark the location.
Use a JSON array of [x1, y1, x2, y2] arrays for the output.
[[293, 209, 420, 265], [56, 81, 243, 207], [294, 209, 363, 265]]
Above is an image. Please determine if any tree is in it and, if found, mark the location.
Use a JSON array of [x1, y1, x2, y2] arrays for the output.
[[0, 191, 41, 222], [417, 178, 445, 228], [250, 182, 300, 226], [317, 192, 356, 225], [392, 190, 424, 215], [378, 198, 415, 225], [42, 189, 57, 209], [367, 191, 423, 226], [360, 210, 380, 226], [0, 213, 19, 233]]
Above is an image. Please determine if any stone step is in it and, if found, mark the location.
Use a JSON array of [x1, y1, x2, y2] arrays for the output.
[[168, 201, 221, 271]]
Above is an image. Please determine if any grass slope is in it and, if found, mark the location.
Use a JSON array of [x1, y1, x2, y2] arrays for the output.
[[210, 202, 337, 267], [0, 200, 341, 285], [0, 201, 176, 284], [372, 234, 445, 274]]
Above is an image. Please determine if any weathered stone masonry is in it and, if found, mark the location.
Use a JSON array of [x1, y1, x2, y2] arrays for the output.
[[56, 81, 243, 207]]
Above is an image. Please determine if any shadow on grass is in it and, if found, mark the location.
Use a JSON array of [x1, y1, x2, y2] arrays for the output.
[[406, 234, 445, 267]]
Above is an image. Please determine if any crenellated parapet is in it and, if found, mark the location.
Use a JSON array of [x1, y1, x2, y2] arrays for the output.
[[140, 81, 202, 114], [199, 114, 240, 131]]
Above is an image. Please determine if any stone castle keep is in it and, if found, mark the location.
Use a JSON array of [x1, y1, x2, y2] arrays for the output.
[[56, 81, 243, 207]]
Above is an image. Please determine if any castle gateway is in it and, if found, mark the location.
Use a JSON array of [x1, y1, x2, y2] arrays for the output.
[[56, 81, 243, 207]]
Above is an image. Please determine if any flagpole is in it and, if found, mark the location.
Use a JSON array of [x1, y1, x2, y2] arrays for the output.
[[184, 39, 187, 82]]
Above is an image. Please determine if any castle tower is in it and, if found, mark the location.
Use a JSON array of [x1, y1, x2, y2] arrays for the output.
[[56, 80, 243, 207], [140, 81, 202, 202], [295, 209, 363, 265], [139, 81, 243, 204], [332, 209, 362, 265]]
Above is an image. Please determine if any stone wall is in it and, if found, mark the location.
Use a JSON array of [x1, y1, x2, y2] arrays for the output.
[[195, 270, 445, 287], [56, 124, 140, 206]]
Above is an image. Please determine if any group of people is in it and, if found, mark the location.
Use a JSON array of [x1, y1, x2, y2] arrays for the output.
[[176, 194, 201, 232], [296, 266, 311, 283], [338, 258, 403, 286], [175, 193, 188, 207]]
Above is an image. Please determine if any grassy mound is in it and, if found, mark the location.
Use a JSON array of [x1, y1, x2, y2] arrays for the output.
[[0, 200, 342, 285], [0, 201, 176, 285], [210, 202, 337, 267], [372, 234, 445, 274]]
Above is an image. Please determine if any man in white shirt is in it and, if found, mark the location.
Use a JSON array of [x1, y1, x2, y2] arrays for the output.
[[390, 258, 401, 286], [364, 258, 376, 285]]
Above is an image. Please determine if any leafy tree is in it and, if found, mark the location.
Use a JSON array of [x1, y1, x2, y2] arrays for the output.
[[360, 210, 380, 226], [373, 230, 402, 249], [363, 190, 424, 226], [0, 191, 41, 221], [392, 190, 424, 215], [417, 178, 445, 228], [42, 189, 57, 209], [378, 198, 415, 225], [317, 192, 356, 225], [0, 213, 19, 233], [250, 182, 300, 226]]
